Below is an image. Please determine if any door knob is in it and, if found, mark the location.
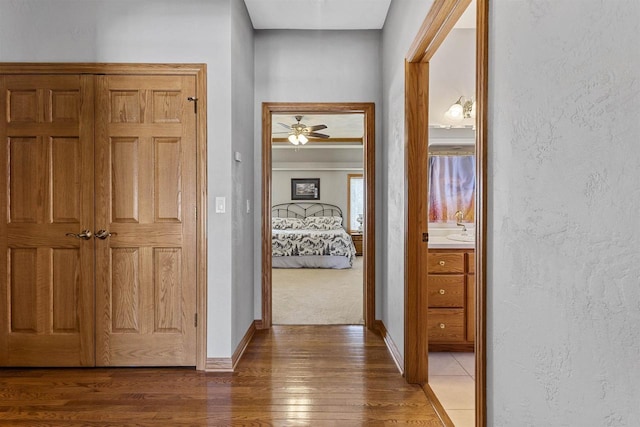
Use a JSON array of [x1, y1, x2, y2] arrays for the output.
[[65, 229, 93, 240], [94, 229, 113, 240]]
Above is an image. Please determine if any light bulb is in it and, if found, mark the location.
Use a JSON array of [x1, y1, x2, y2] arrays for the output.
[[298, 134, 308, 145], [288, 134, 299, 145], [447, 103, 464, 119]]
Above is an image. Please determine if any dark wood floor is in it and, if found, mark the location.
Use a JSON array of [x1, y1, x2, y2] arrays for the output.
[[0, 325, 443, 426]]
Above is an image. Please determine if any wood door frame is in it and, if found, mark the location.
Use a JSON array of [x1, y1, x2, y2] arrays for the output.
[[261, 102, 375, 329], [404, 0, 488, 426], [0, 63, 208, 370]]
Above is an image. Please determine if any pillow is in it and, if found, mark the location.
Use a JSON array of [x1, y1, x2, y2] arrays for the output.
[[272, 217, 305, 230], [304, 216, 343, 230]]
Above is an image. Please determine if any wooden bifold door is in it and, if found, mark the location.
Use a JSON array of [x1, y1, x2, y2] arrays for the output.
[[0, 73, 197, 367]]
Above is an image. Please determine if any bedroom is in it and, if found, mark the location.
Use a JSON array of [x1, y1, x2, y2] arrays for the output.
[[270, 113, 365, 325]]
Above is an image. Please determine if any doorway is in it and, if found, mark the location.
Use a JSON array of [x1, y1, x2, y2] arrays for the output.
[[404, 0, 488, 426], [0, 64, 207, 369], [261, 102, 375, 329]]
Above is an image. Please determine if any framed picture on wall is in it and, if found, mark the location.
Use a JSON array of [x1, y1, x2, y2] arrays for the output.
[[291, 178, 320, 200]]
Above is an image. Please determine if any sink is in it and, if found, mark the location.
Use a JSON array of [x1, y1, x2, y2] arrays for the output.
[[446, 233, 475, 242]]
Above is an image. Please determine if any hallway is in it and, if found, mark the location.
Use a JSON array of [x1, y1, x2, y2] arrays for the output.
[[0, 326, 444, 425]]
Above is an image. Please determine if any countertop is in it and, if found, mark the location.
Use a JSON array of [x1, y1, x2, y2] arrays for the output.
[[427, 225, 475, 249]]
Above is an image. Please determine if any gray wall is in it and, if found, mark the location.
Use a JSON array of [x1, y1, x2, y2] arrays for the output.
[[0, 0, 255, 359], [488, 1, 640, 424], [272, 170, 362, 220], [385, 1, 640, 424], [230, 0, 256, 355], [253, 29, 382, 318], [380, 0, 434, 369]]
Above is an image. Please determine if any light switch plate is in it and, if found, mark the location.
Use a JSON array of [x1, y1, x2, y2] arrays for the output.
[[215, 197, 226, 213]]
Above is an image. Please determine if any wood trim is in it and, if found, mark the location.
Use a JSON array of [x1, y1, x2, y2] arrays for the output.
[[195, 65, 208, 371], [475, 0, 489, 425], [261, 104, 273, 328], [422, 0, 472, 62], [272, 137, 363, 144], [205, 320, 257, 372], [404, 60, 430, 385], [374, 320, 404, 376], [422, 384, 455, 427], [405, 0, 488, 425], [205, 358, 233, 372], [231, 320, 257, 369], [407, 0, 456, 62], [362, 104, 376, 328], [261, 102, 376, 329], [0, 63, 206, 75], [0, 63, 208, 371]]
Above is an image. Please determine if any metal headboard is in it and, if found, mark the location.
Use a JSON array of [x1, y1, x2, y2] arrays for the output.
[[272, 203, 343, 220]]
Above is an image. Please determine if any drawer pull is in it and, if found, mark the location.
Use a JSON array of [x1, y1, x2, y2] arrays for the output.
[[439, 289, 446, 295], [439, 323, 446, 329], [439, 261, 445, 266]]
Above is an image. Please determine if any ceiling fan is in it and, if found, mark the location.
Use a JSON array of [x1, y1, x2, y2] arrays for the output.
[[275, 115, 330, 145]]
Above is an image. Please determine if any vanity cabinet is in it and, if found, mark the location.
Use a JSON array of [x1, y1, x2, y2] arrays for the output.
[[427, 249, 475, 351]]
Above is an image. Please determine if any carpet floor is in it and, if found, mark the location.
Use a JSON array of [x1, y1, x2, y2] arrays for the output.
[[272, 257, 364, 325]]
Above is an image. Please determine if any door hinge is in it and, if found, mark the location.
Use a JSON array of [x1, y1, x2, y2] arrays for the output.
[[422, 232, 429, 242], [194, 313, 198, 327], [194, 206, 197, 219], [187, 96, 198, 114]]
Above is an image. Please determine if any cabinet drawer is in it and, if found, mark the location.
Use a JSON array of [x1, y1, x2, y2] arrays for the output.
[[428, 253, 464, 274], [428, 309, 465, 342], [428, 275, 465, 308]]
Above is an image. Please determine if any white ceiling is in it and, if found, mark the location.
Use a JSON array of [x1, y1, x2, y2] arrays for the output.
[[272, 114, 364, 139], [244, 0, 392, 30]]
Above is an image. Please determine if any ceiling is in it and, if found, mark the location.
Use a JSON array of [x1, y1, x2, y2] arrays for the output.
[[244, 0, 475, 31], [244, 0, 392, 30], [272, 114, 364, 140]]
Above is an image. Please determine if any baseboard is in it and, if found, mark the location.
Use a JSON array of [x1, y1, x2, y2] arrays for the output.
[[374, 320, 404, 376], [422, 383, 455, 427], [205, 320, 257, 372], [231, 320, 257, 369]]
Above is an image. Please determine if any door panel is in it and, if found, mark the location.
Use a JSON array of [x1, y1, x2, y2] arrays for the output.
[[0, 75, 95, 366], [95, 75, 196, 366]]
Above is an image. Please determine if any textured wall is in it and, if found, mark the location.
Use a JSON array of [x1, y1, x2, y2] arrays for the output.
[[380, 0, 434, 362], [230, 0, 256, 355], [489, 1, 640, 424]]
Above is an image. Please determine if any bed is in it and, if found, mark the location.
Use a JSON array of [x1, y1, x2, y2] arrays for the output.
[[271, 202, 357, 269]]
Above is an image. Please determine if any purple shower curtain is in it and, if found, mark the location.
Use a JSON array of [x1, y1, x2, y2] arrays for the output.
[[428, 155, 475, 223]]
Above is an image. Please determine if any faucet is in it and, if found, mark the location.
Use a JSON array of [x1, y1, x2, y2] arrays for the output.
[[455, 210, 467, 233]]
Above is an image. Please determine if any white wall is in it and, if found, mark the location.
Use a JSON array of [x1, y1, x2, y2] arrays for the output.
[[489, 1, 640, 424], [0, 0, 254, 359], [429, 29, 476, 127], [253, 29, 382, 318]]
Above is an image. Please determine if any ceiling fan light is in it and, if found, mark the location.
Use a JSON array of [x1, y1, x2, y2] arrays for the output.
[[298, 134, 308, 144], [288, 134, 299, 145]]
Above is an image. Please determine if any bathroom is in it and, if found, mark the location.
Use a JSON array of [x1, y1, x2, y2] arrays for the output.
[[426, 5, 477, 426]]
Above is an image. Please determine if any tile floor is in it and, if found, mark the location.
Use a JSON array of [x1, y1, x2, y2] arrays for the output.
[[428, 352, 475, 427]]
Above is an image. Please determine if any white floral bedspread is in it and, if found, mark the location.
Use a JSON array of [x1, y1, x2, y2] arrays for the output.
[[272, 228, 357, 265]]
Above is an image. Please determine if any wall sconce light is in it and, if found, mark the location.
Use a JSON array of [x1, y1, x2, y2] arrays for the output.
[[446, 96, 476, 120]]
